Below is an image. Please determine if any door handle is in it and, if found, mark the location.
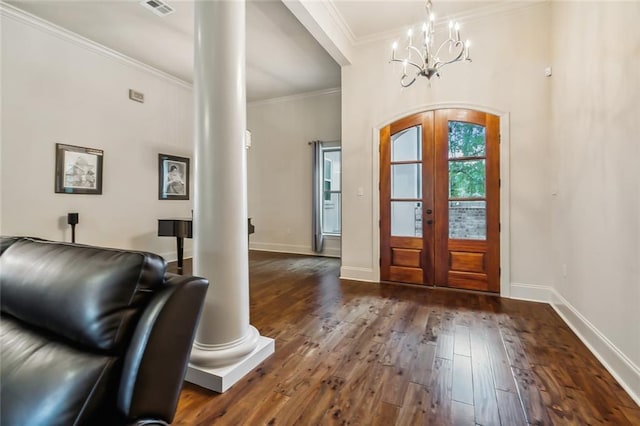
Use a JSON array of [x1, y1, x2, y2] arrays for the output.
[[425, 209, 433, 214]]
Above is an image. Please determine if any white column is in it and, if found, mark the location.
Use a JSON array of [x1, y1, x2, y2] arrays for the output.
[[187, 0, 273, 393]]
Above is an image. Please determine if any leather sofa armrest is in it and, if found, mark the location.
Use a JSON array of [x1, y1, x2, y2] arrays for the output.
[[117, 273, 208, 424], [0, 236, 22, 254]]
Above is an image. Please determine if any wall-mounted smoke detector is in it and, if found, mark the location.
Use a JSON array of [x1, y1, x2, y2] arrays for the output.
[[139, 0, 174, 17]]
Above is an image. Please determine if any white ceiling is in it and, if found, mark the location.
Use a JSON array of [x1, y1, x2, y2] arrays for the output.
[[7, 0, 343, 101], [5, 0, 509, 101]]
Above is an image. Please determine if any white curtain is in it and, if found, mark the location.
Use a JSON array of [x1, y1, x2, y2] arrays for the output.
[[311, 140, 324, 253]]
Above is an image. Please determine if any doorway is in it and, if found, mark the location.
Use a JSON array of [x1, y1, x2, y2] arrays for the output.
[[380, 109, 500, 292]]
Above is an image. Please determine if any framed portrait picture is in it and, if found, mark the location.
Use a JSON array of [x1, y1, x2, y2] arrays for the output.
[[158, 153, 190, 200], [55, 143, 104, 194]]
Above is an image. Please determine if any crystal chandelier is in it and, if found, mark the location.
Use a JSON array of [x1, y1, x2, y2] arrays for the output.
[[390, 0, 471, 87]]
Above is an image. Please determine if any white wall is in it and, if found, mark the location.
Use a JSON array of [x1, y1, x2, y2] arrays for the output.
[[1, 6, 342, 262], [340, 2, 553, 289], [549, 1, 640, 402], [1, 8, 194, 260], [247, 89, 341, 257]]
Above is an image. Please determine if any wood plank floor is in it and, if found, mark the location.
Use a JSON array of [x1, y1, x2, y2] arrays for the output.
[[171, 251, 640, 425]]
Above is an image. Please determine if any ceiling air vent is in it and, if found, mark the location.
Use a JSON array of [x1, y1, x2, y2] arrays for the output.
[[140, 0, 174, 17]]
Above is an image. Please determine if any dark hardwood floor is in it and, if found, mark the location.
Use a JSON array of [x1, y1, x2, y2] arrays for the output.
[[171, 251, 640, 425]]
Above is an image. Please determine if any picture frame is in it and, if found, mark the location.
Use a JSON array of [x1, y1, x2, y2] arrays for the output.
[[55, 143, 104, 195], [158, 153, 190, 200]]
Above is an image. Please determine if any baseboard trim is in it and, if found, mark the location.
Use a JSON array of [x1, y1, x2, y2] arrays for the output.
[[249, 242, 340, 258], [340, 266, 375, 282], [549, 289, 640, 406], [509, 282, 553, 303], [158, 249, 193, 264]]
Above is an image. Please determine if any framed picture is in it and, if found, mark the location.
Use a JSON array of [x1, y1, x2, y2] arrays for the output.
[[158, 153, 190, 200], [55, 143, 104, 194]]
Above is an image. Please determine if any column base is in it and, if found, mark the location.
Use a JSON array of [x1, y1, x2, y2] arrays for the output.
[[185, 335, 274, 393]]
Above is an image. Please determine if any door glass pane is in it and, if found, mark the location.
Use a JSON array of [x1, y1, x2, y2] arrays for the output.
[[449, 121, 485, 158], [392, 126, 421, 162], [392, 164, 422, 198], [449, 200, 486, 240], [391, 201, 422, 237], [449, 160, 486, 198]]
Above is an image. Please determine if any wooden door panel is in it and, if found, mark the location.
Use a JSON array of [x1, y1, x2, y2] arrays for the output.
[[392, 248, 422, 268], [448, 272, 489, 291], [380, 124, 393, 281], [389, 236, 423, 249], [449, 251, 485, 274], [433, 109, 450, 286], [389, 266, 423, 284]]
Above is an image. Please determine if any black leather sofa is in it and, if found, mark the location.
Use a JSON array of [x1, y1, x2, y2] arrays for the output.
[[0, 237, 208, 425]]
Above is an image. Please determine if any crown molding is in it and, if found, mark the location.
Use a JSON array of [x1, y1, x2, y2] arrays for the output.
[[325, 0, 548, 47], [248, 87, 341, 108], [0, 1, 192, 90], [322, 0, 357, 46], [283, 0, 354, 66]]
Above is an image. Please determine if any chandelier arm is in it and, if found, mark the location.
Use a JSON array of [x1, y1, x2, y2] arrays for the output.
[[433, 40, 465, 66], [400, 74, 418, 87], [391, 46, 426, 72], [390, 53, 421, 70], [390, 57, 424, 73], [405, 59, 425, 72], [408, 45, 426, 66]]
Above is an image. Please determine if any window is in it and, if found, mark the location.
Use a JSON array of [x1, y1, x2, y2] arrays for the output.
[[323, 158, 332, 201], [320, 146, 341, 235]]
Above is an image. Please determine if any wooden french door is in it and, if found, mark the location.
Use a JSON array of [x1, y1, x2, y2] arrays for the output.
[[380, 109, 500, 292]]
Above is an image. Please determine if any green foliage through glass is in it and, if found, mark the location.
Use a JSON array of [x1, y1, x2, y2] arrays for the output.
[[448, 121, 486, 199], [448, 121, 485, 158], [449, 160, 486, 198]]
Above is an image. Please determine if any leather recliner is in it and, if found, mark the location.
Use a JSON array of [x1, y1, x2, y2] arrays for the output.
[[0, 237, 208, 425]]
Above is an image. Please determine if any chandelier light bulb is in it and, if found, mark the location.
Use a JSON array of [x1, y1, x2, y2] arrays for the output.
[[392, 41, 398, 50], [430, 13, 435, 21]]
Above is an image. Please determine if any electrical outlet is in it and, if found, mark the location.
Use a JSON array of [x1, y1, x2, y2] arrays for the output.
[[129, 89, 144, 103]]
